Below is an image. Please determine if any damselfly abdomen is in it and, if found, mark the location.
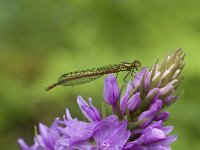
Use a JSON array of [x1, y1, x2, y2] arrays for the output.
[[45, 60, 141, 91]]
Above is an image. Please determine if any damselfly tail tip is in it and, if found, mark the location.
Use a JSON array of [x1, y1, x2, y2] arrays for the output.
[[45, 82, 59, 91], [45, 86, 52, 91]]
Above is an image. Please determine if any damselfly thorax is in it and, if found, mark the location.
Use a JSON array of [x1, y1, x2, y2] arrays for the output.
[[45, 60, 141, 91]]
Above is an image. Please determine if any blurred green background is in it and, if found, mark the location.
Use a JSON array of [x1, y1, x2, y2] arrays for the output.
[[0, 0, 199, 149]]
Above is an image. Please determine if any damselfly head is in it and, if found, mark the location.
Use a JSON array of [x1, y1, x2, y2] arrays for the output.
[[133, 60, 141, 70]]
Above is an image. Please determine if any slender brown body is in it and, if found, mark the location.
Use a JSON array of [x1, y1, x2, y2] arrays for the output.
[[45, 60, 141, 91]]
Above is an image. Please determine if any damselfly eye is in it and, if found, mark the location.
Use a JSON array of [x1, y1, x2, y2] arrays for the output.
[[133, 60, 141, 69]]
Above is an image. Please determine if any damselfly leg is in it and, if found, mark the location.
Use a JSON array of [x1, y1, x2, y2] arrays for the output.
[[123, 70, 134, 86], [131, 68, 142, 84], [115, 73, 118, 78]]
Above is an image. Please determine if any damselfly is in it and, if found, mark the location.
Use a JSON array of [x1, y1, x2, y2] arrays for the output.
[[45, 60, 141, 91]]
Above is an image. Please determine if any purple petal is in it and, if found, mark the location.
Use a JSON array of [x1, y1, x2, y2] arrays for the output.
[[146, 88, 160, 101], [50, 118, 61, 143], [155, 111, 169, 121], [150, 99, 162, 112], [18, 139, 30, 150], [104, 74, 120, 107], [163, 95, 178, 106], [93, 115, 118, 144], [120, 93, 129, 115], [65, 109, 73, 121], [142, 127, 167, 144], [138, 109, 157, 128], [88, 98, 101, 121], [132, 68, 146, 86], [72, 141, 93, 150], [54, 136, 70, 149], [77, 96, 100, 122], [160, 135, 177, 145], [149, 135, 177, 147], [138, 100, 162, 128], [39, 118, 60, 149], [77, 96, 90, 120], [59, 109, 75, 125], [161, 126, 174, 135], [55, 136, 93, 150], [143, 70, 151, 90], [93, 115, 130, 149], [146, 145, 171, 150], [127, 92, 141, 112], [18, 137, 44, 150], [120, 83, 133, 115], [147, 120, 163, 129], [64, 120, 97, 146], [81, 105, 101, 122], [39, 123, 51, 148], [124, 135, 145, 149]]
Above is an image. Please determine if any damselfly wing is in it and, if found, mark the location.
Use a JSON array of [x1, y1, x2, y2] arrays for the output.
[[45, 60, 141, 91]]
